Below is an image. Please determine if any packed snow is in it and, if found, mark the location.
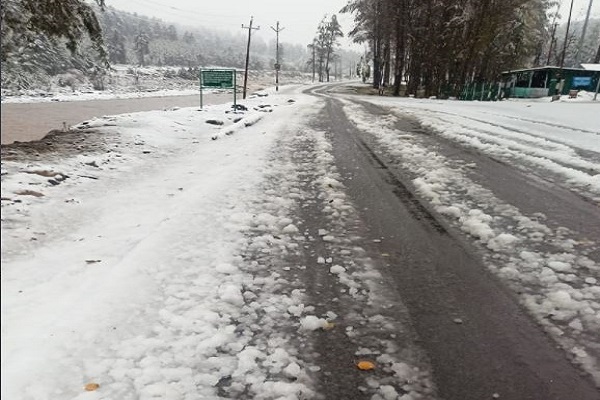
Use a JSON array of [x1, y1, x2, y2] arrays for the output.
[[2, 85, 435, 399]]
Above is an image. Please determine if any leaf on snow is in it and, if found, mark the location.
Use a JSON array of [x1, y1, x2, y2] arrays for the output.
[[356, 360, 375, 371], [84, 383, 100, 391]]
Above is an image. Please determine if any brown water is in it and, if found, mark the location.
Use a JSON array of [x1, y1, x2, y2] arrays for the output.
[[1, 92, 233, 144]]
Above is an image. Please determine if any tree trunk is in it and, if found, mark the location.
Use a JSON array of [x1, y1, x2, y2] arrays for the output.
[[392, 0, 406, 96]]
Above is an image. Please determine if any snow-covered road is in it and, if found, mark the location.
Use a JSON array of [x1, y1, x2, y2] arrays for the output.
[[2, 83, 599, 399], [328, 88, 600, 384]]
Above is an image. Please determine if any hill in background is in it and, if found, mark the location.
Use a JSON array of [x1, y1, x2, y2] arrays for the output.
[[1, 5, 361, 95]]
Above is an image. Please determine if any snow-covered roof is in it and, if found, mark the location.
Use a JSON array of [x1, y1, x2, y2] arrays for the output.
[[581, 63, 600, 71], [501, 65, 587, 74]]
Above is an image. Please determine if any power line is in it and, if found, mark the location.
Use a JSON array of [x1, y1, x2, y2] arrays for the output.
[[108, 0, 241, 29], [112, 0, 236, 19]]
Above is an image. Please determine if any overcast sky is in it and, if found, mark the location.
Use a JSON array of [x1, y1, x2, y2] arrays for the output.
[[106, 0, 362, 51], [105, 0, 599, 50], [557, 0, 600, 22]]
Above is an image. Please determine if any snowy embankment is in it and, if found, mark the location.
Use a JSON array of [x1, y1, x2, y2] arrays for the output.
[[1, 65, 199, 104], [339, 95, 600, 385], [1, 87, 436, 399], [1, 65, 313, 104], [0, 88, 202, 104]]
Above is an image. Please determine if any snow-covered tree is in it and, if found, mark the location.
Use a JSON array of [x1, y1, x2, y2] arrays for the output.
[[107, 29, 127, 64], [341, 0, 552, 97], [134, 32, 150, 66], [1, 0, 107, 63], [312, 15, 344, 82]]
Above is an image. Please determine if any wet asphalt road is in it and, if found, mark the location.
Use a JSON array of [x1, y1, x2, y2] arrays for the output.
[[306, 85, 600, 399], [0, 92, 232, 145], [353, 99, 600, 257]]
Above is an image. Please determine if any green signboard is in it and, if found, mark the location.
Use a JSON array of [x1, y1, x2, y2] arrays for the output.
[[199, 68, 237, 108], [201, 69, 235, 88]]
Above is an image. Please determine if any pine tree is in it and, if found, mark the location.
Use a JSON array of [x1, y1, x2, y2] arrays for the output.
[[107, 30, 127, 64], [134, 32, 150, 66]]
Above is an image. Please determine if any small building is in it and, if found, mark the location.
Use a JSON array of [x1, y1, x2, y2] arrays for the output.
[[500, 65, 600, 98]]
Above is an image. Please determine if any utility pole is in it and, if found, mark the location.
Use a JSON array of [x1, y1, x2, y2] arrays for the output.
[[552, 0, 575, 100], [546, 23, 558, 65], [309, 40, 316, 83], [242, 17, 260, 99], [559, 0, 575, 70], [574, 0, 594, 67], [546, 4, 561, 65], [270, 21, 285, 91]]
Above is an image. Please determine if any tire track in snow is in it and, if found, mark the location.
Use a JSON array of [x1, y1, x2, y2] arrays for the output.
[[390, 108, 600, 200], [474, 110, 600, 136], [414, 111, 600, 174], [339, 97, 600, 388], [284, 124, 437, 399], [226, 99, 438, 398]]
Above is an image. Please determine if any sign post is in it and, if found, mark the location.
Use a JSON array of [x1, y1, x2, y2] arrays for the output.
[[199, 69, 237, 109]]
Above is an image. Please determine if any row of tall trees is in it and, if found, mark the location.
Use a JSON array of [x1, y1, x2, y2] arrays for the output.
[[342, 0, 552, 97]]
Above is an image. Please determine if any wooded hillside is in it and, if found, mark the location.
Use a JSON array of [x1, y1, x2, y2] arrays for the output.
[[0, 4, 313, 91]]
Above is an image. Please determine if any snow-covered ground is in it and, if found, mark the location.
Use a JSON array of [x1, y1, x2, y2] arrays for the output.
[[1, 65, 313, 104], [1, 82, 599, 398], [2, 86, 435, 399]]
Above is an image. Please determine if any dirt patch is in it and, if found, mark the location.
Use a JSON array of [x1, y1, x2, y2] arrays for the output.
[[1, 128, 117, 163]]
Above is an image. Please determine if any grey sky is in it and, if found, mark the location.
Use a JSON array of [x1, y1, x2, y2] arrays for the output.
[[105, 0, 599, 52], [106, 0, 362, 51], [557, 0, 599, 21]]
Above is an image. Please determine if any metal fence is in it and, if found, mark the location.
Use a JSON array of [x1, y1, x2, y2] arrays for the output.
[[458, 82, 503, 101]]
